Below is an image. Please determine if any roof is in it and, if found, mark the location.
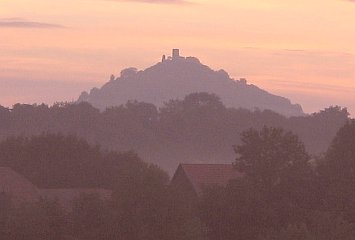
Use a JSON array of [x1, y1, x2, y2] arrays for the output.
[[40, 188, 112, 210], [172, 164, 243, 195], [0, 167, 40, 203], [0, 167, 113, 209]]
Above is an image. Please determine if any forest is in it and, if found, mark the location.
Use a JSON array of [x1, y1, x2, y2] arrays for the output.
[[0, 92, 354, 239], [0, 92, 349, 173]]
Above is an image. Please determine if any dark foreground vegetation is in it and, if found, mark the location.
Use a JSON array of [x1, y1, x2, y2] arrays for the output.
[[201, 123, 355, 240], [1, 119, 355, 239], [0, 92, 349, 172]]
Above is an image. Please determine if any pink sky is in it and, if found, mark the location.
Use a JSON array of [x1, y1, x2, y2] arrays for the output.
[[0, 0, 355, 114]]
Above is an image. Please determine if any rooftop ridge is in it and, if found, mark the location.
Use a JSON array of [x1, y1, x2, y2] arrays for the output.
[[172, 163, 243, 195], [180, 163, 234, 166]]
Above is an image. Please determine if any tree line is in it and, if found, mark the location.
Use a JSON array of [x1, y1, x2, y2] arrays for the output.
[[0, 92, 349, 172], [0, 134, 200, 240]]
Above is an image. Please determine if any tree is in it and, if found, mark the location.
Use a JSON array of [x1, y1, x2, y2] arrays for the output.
[[109, 162, 170, 240], [231, 127, 316, 234], [259, 211, 355, 240], [199, 179, 280, 240], [70, 193, 109, 240], [0, 193, 12, 236], [321, 120, 355, 180], [234, 126, 310, 189], [182, 92, 225, 111], [6, 202, 52, 240], [319, 120, 355, 224], [199, 127, 324, 240], [39, 199, 67, 240]]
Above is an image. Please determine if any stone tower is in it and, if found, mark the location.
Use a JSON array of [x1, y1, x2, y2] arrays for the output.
[[172, 49, 180, 60]]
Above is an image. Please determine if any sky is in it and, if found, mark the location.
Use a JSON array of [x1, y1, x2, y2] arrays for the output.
[[0, 0, 354, 115]]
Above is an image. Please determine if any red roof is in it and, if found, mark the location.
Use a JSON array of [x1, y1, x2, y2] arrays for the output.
[[173, 164, 243, 194], [0, 167, 40, 203], [0, 167, 112, 210]]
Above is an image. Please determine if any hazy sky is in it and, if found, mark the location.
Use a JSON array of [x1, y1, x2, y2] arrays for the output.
[[1, 0, 354, 114]]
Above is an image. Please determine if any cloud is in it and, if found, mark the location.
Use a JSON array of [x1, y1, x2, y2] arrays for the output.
[[0, 18, 65, 29], [108, 0, 193, 4]]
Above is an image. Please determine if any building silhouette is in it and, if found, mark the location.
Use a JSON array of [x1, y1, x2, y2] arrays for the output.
[[172, 49, 180, 60]]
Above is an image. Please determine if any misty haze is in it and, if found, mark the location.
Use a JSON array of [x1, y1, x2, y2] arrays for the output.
[[1, 0, 355, 239]]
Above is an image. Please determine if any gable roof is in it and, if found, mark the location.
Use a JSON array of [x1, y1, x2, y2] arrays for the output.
[[0, 167, 40, 203], [172, 164, 243, 195]]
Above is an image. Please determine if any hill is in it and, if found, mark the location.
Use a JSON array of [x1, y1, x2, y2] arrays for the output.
[[78, 49, 304, 117]]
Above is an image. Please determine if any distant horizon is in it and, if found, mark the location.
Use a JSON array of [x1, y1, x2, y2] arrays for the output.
[[1, 0, 355, 115], [0, 51, 351, 116]]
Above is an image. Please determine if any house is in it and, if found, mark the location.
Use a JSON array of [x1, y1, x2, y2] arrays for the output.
[[170, 164, 243, 197], [0, 167, 112, 210], [0, 167, 40, 204]]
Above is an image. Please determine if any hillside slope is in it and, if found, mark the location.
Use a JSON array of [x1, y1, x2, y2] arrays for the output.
[[78, 50, 303, 117]]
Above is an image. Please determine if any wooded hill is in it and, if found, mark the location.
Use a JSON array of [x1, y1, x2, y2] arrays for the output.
[[78, 53, 303, 117]]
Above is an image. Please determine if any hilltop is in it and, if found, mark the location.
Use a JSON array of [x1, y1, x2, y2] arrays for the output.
[[78, 49, 304, 117]]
